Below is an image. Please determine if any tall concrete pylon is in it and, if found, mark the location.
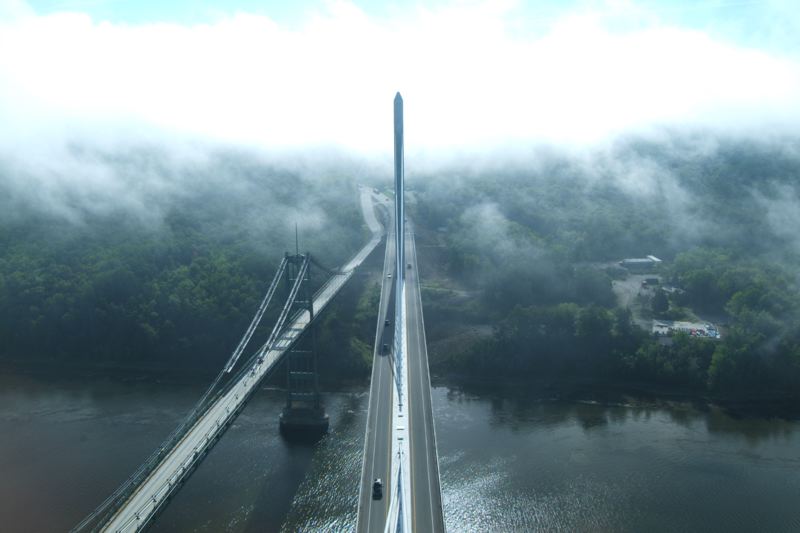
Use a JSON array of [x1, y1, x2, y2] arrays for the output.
[[394, 92, 404, 287], [390, 91, 414, 532]]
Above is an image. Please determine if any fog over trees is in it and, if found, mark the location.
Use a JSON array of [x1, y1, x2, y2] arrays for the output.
[[411, 134, 800, 398], [0, 146, 365, 368], [1, 1, 799, 403], [0, 131, 798, 400]]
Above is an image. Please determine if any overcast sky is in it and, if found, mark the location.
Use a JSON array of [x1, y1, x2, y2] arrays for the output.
[[1, 0, 799, 155]]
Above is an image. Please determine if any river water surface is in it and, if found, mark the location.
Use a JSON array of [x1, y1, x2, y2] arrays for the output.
[[1, 373, 799, 532]]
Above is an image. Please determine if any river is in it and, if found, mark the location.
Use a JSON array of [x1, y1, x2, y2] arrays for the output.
[[1, 373, 798, 532]]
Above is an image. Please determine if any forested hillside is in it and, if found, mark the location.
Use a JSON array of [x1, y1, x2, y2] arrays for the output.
[[0, 148, 365, 369], [1, 135, 799, 400], [413, 135, 800, 398]]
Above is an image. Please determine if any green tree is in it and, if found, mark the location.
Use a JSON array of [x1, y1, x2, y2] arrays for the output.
[[652, 290, 669, 314]]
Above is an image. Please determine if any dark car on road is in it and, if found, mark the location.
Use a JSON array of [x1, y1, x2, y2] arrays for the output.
[[372, 478, 383, 500]]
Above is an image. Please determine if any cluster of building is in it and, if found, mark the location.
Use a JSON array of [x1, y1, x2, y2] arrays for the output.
[[652, 320, 721, 339], [616, 254, 723, 341], [619, 255, 662, 273]]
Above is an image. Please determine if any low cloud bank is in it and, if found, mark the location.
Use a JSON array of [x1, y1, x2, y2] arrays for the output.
[[1, 1, 799, 154]]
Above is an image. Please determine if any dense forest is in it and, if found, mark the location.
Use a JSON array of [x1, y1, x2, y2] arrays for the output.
[[0, 147, 366, 370], [413, 135, 800, 399], [1, 135, 799, 401]]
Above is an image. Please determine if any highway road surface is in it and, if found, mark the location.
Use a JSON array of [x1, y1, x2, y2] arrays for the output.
[[405, 221, 445, 533], [356, 215, 445, 533], [356, 197, 396, 533]]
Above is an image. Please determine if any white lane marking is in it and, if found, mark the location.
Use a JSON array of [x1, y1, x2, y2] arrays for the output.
[[410, 230, 436, 532], [360, 221, 395, 533], [411, 233, 435, 531]]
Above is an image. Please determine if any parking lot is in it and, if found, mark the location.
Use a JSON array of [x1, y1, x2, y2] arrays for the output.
[[611, 273, 660, 329], [652, 320, 721, 339]]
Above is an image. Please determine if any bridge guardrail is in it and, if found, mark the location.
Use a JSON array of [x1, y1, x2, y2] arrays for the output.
[[70, 368, 233, 532], [74, 269, 355, 532], [111, 268, 354, 531]]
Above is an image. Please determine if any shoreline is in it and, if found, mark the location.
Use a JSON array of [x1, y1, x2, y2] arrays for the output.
[[2, 358, 797, 419], [0, 356, 369, 393], [433, 373, 800, 420]]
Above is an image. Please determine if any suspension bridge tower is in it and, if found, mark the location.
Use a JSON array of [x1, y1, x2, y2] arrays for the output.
[[279, 251, 329, 437]]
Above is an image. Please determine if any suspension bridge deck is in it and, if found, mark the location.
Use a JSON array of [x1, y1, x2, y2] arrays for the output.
[[97, 187, 384, 532]]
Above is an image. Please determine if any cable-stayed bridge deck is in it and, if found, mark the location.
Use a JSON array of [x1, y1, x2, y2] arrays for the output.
[[357, 92, 445, 533], [404, 221, 445, 532]]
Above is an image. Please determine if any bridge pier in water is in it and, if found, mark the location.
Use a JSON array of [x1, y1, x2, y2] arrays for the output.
[[279, 252, 329, 438]]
